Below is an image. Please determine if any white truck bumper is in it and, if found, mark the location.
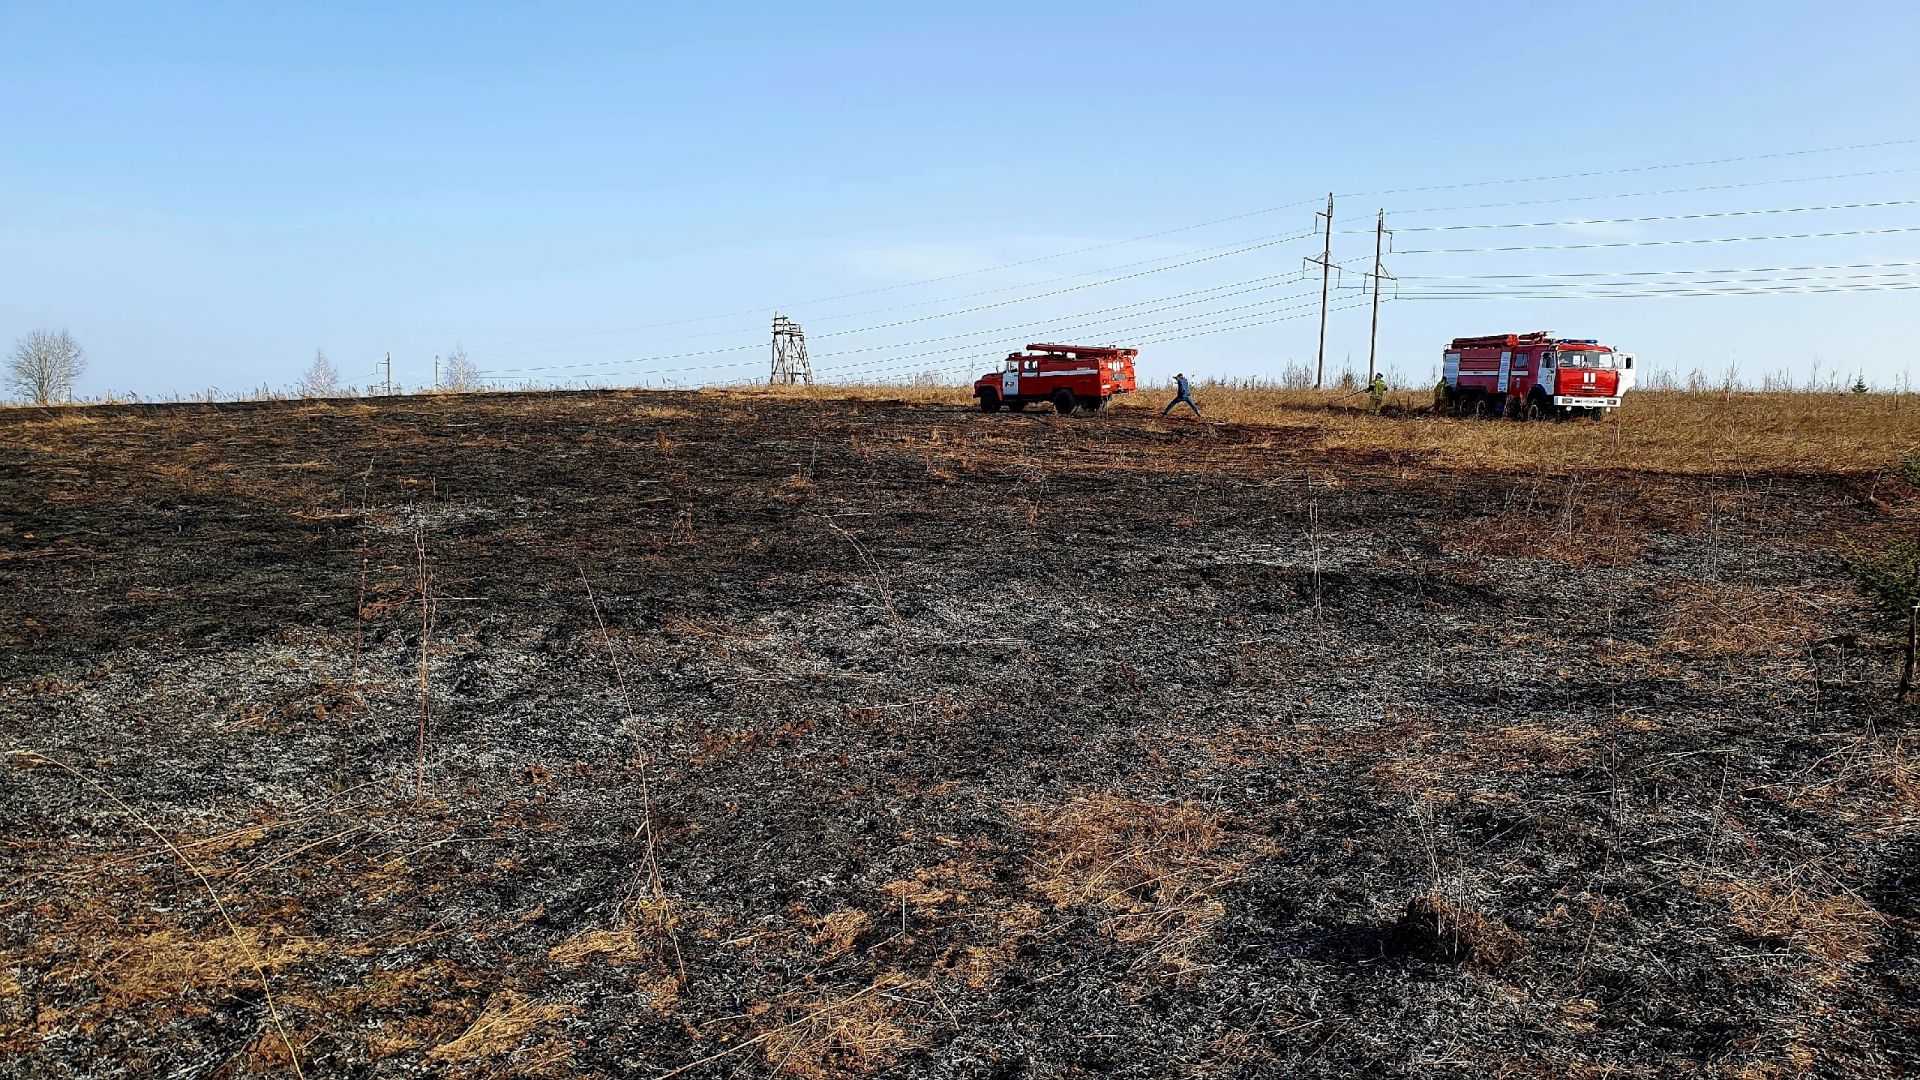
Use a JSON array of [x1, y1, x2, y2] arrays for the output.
[[1554, 396, 1619, 408]]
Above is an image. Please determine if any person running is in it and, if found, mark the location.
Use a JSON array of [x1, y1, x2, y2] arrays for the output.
[[1163, 372, 1202, 417], [1369, 373, 1389, 414]]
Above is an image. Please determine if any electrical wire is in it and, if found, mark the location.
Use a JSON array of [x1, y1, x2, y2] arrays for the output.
[[1113, 298, 1380, 348], [1364, 166, 1920, 219], [1337, 199, 1920, 234], [1399, 281, 1920, 300], [1395, 226, 1920, 255], [461, 136, 1917, 355], [809, 287, 1349, 380], [809, 293, 1328, 376], [1398, 271, 1920, 289], [1398, 260, 1920, 280], [478, 234, 1321, 376], [468, 224, 1320, 361], [1339, 136, 1920, 197], [464, 199, 1326, 351]]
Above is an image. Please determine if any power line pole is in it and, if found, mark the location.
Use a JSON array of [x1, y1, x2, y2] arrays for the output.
[[383, 352, 393, 396], [1366, 209, 1392, 385], [769, 314, 813, 385], [433, 354, 440, 390], [1309, 193, 1334, 388]]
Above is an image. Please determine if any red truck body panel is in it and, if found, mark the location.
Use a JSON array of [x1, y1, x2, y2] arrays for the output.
[[973, 343, 1137, 413], [1442, 331, 1633, 415]]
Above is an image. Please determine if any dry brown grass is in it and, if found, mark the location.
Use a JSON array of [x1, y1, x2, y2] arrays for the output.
[[754, 384, 1920, 475], [424, 989, 576, 1067], [1013, 793, 1270, 973], [83, 926, 334, 1010], [1396, 892, 1525, 970], [1658, 584, 1828, 658], [1691, 873, 1888, 984], [753, 973, 925, 1080]]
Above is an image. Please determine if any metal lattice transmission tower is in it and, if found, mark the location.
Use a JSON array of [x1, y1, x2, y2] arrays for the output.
[[769, 313, 813, 385]]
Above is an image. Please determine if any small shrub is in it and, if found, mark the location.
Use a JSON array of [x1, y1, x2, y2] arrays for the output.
[[1848, 540, 1920, 620]]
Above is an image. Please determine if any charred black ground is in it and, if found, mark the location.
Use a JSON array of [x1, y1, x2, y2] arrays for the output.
[[2, 390, 1914, 1078]]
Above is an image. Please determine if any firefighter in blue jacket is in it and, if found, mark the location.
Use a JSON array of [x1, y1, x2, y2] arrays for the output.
[[1163, 373, 1201, 417]]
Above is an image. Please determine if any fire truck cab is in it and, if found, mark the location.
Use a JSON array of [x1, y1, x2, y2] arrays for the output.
[[1440, 331, 1635, 419], [974, 343, 1137, 415]]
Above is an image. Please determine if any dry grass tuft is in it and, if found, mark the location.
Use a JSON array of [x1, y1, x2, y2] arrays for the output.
[[1659, 585, 1827, 658], [1393, 892, 1525, 969], [546, 927, 652, 965], [756, 972, 924, 1080], [425, 989, 576, 1066], [876, 859, 995, 911], [92, 926, 332, 1009], [1692, 874, 1886, 982], [1014, 793, 1269, 971], [810, 908, 873, 957]]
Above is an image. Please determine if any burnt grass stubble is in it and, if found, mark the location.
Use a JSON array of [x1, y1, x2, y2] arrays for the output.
[[1, 390, 1914, 1078]]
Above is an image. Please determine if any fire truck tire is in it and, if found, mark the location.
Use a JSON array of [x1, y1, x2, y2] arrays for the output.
[[1052, 390, 1077, 416], [978, 390, 1001, 413], [1470, 395, 1491, 420], [1523, 392, 1548, 422], [1082, 396, 1107, 412]]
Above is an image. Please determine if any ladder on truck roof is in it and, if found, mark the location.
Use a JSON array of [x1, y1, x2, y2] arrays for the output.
[[1449, 331, 1555, 349], [1024, 343, 1136, 357]]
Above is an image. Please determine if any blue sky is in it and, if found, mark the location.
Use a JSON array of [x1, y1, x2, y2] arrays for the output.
[[2, 1, 1916, 397]]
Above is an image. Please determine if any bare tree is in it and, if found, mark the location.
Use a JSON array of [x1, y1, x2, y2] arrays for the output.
[[442, 343, 481, 392], [297, 349, 340, 398], [8, 329, 86, 405]]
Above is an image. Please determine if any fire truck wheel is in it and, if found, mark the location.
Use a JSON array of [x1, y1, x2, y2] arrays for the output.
[[1470, 395, 1490, 420], [1523, 392, 1548, 422], [1082, 396, 1106, 412], [978, 390, 1001, 414], [1052, 390, 1077, 416]]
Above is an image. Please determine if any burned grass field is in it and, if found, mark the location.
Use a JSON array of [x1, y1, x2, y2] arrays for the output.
[[2, 389, 1917, 1077]]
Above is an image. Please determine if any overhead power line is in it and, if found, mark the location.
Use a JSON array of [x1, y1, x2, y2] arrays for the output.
[[806, 292, 1329, 375], [1366, 166, 1920, 219], [1396, 226, 1920, 255], [465, 134, 1916, 355], [810, 287, 1347, 380], [479, 231, 1320, 376], [1400, 271, 1920, 289], [1338, 199, 1920, 234], [1399, 281, 1920, 300], [1340, 136, 1920, 198], [1399, 260, 1920, 280], [470, 222, 1328, 361], [467, 199, 1326, 352]]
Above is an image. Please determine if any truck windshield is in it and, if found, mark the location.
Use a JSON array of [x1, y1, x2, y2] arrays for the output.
[[1561, 350, 1614, 369]]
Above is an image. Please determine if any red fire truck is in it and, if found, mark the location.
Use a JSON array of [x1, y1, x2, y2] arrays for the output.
[[1440, 331, 1637, 419], [974, 343, 1138, 415]]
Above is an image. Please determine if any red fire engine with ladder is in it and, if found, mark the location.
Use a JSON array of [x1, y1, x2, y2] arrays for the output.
[[974, 344, 1138, 415], [1440, 331, 1637, 419]]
